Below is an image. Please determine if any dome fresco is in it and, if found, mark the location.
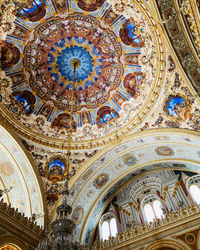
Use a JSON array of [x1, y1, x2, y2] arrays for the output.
[[0, 0, 162, 146]]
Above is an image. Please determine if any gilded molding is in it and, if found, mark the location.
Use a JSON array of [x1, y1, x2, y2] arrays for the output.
[[154, 0, 200, 97]]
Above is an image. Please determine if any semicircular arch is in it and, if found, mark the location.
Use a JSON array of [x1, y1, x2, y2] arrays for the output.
[[145, 238, 191, 250], [67, 128, 200, 243], [0, 125, 45, 226]]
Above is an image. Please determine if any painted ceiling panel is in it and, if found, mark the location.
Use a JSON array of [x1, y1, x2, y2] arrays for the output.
[[1, 0, 200, 245]]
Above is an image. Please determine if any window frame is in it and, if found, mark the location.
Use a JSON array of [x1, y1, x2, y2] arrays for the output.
[[142, 198, 164, 223], [99, 212, 118, 241], [189, 184, 200, 205]]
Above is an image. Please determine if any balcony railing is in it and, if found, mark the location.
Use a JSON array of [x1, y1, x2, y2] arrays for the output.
[[92, 205, 200, 249]]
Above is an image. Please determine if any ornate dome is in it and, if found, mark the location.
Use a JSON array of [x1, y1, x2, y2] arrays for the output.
[[0, 0, 163, 148]]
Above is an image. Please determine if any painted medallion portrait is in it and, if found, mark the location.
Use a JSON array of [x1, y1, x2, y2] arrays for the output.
[[93, 173, 109, 189], [123, 153, 137, 166], [72, 206, 84, 224], [155, 146, 174, 156]]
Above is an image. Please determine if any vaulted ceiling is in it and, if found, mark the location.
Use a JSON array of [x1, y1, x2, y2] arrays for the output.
[[0, 0, 200, 245]]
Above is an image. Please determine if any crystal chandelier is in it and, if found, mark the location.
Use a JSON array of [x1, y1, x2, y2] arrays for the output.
[[37, 60, 86, 250]]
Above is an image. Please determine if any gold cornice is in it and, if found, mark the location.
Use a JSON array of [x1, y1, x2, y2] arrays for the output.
[[0, 236, 29, 250], [145, 238, 193, 250], [173, 0, 200, 67]]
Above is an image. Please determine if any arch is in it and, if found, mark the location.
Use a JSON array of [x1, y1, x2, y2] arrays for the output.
[[141, 195, 164, 223], [1, 244, 21, 250], [0, 125, 45, 226], [145, 238, 191, 250], [66, 128, 200, 244], [0, 235, 28, 250], [197, 230, 200, 250]]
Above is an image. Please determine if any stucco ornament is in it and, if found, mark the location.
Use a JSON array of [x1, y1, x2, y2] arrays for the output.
[[0, 0, 162, 148]]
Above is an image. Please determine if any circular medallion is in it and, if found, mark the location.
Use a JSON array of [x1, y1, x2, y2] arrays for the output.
[[155, 146, 174, 156], [93, 173, 109, 189], [48, 44, 95, 82], [24, 14, 123, 110]]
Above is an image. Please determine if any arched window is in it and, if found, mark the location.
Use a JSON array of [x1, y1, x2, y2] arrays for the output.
[[186, 175, 200, 205], [102, 221, 109, 240], [153, 200, 164, 219], [189, 184, 200, 204], [144, 204, 155, 223], [99, 213, 118, 241], [110, 218, 117, 237], [142, 196, 164, 223]]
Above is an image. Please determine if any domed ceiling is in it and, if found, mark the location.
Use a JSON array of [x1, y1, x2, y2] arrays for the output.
[[0, 0, 164, 148], [1, 0, 200, 245]]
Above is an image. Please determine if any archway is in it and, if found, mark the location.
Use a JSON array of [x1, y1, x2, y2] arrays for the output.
[[145, 239, 191, 250], [1, 244, 21, 250], [0, 125, 45, 226], [66, 128, 200, 243]]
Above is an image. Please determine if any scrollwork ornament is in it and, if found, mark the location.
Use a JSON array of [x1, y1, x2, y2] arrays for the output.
[[0, 0, 32, 40]]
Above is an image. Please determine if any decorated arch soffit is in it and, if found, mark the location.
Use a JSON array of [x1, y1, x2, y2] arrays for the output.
[[0, 125, 45, 226], [154, 0, 200, 98], [64, 128, 200, 244], [0, 0, 165, 149]]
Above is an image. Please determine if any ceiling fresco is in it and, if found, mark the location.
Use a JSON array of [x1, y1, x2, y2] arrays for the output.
[[1, 0, 200, 246], [0, 0, 164, 147], [8, 52, 200, 217]]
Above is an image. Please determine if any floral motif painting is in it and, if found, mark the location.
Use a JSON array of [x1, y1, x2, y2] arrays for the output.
[[0, 0, 159, 144], [0, 161, 14, 176]]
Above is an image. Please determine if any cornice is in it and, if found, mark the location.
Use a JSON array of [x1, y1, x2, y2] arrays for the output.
[[0, 200, 44, 246]]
